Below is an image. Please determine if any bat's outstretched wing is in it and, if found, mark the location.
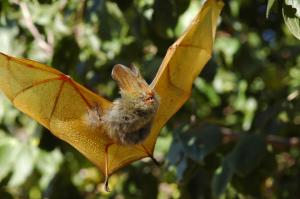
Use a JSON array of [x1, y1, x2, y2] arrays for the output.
[[0, 52, 114, 173], [145, 0, 224, 152], [0, 51, 150, 187]]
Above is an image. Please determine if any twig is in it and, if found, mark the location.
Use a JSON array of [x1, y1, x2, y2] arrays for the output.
[[266, 135, 300, 149], [73, 0, 87, 40], [220, 127, 300, 149], [14, 1, 53, 56]]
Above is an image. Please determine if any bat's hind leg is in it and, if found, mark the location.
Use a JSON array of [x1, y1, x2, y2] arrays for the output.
[[104, 143, 113, 192]]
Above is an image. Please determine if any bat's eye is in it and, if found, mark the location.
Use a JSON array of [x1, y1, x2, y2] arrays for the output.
[[147, 96, 153, 100]]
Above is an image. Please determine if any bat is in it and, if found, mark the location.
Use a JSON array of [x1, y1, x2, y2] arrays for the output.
[[0, 0, 223, 191], [102, 64, 160, 145]]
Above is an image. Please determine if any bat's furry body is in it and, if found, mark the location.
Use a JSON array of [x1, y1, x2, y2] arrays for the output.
[[102, 64, 159, 145]]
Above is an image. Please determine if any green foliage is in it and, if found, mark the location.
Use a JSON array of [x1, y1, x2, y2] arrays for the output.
[[266, 0, 275, 18], [268, 0, 300, 40], [282, 0, 300, 40], [0, 0, 300, 198]]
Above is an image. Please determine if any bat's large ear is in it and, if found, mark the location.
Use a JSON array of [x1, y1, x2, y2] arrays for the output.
[[112, 64, 134, 92], [112, 64, 151, 94], [130, 65, 142, 78]]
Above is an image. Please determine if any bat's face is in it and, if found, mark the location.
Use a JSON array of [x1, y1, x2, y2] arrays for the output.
[[101, 64, 160, 145]]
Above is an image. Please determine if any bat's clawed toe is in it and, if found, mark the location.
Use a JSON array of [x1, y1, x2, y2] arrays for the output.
[[104, 177, 110, 192], [150, 155, 162, 167]]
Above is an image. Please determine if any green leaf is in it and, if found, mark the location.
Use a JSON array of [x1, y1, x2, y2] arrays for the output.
[[212, 134, 266, 197], [175, 0, 200, 36], [194, 78, 221, 107], [179, 125, 222, 163], [215, 36, 240, 66], [228, 134, 266, 177], [266, 0, 275, 18], [282, 0, 300, 40], [8, 144, 38, 187], [166, 134, 188, 182], [0, 136, 21, 181], [36, 149, 63, 189], [212, 158, 235, 198]]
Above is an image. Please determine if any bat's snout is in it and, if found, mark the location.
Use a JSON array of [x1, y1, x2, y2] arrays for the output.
[[145, 91, 155, 104]]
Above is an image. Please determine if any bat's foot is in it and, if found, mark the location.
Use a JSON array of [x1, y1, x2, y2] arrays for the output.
[[104, 143, 113, 192], [141, 144, 162, 166], [104, 175, 110, 192], [149, 154, 162, 166]]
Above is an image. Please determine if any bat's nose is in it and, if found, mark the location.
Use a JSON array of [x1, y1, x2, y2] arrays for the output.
[[145, 91, 155, 104]]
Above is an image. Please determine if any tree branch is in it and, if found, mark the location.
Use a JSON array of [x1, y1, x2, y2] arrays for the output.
[[221, 127, 300, 149], [14, 1, 53, 56]]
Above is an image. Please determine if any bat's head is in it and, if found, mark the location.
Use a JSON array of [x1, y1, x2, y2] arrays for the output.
[[112, 64, 159, 110], [105, 64, 160, 145]]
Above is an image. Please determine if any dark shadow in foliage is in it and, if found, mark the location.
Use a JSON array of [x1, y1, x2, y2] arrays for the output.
[[0, 173, 13, 194], [39, 128, 67, 151], [0, 190, 13, 199], [149, 0, 190, 53], [151, 0, 190, 39], [232, 149, 276, 197], [43, 161, 81, 199], [51, 36, 80, 75], [122, 165, 159, 199], [109, 0, 133, 11]]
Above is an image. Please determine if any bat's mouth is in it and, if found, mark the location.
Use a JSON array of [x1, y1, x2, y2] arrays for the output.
[[112, 64, 152, 94]]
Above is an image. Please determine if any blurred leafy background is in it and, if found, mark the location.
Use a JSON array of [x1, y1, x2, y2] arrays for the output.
[[0, 0, 300, 198]]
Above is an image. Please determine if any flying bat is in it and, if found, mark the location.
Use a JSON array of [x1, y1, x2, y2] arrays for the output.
[[0, 0, 223, 191]]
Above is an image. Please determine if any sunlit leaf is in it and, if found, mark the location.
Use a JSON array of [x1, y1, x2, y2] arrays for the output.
[[36, 149, 63, 188], [8, 144, 38, 187], [266, 0, 275, 18], [0, 135, 21, 181], [282, 0, 300, 40]]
